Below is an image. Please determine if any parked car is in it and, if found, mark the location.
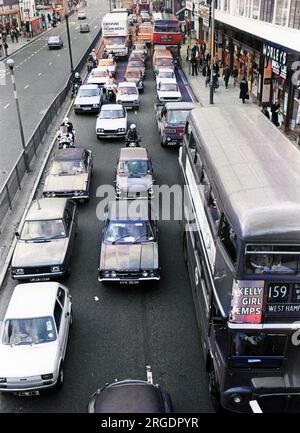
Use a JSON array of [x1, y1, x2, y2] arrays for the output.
[[88, 379, 172, 413], [11, 198, 77, 281], [97, 58, 117, 76], [0, 282, 72, 394], [98, 200, 159, 283], [74, 84, 103, 113], [48, 36, 63, 49], [124, 67, 144, 92], [78, 10, 87, 19], [80, 22, 90, 32], [156, 68, 176, 90], [127, 59, 145, 77], [156, 79, 182, 102], [87, 67, 110, 87], [115, 147, 154, 199], [96, 104, 127, 139], [129, 50, 146, 64], [116, 82, 139, 110], [155, 102, 197, 146], [43, 148, 93, 202]]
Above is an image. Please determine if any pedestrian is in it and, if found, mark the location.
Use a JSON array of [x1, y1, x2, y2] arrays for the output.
[[191, 55, 198, 76], [212, 72, 219, 91], [212, 60, 220, 76], [223, 65, 230, 89], [3, 40, 8, 56], [239, 76, 249, 103], [186, 45, 190, 62], [47, 13, 51, 24], [232, 65, 238, 87], [15, 26, 19, 42], [271, 100, 281, 126], [10, 28, 15, 43], [191, 43, 199, 58], [205, 65, 211, 87]]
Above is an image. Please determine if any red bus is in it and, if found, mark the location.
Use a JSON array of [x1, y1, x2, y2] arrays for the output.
[[152, 12, 182, 45]]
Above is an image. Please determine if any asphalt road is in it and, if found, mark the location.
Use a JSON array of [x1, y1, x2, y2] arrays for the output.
[[0, 0, 109, 189], [0, 55, 214, 412]]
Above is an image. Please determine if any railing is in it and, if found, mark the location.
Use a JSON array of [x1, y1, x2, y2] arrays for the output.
[[0, 29, 102, 234]]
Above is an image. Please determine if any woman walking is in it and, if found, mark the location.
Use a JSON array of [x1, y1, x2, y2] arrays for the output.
[[239, 77, 249, 103]]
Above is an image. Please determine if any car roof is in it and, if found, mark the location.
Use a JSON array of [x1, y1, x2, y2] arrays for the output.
[[101, 104, 123, 110], [157, 68, 174, 74], [48, 36, 60, 40], [25, 198, 67, 221], [119, 147, 148, 160], [54, 148, 86, 162], [5, 282, 61, 319], [118, 81, 137, 87], [158, 78, 178, 84], [108, 199, 151, 221], [80, 84, 99, 90], [165, 102, 197, 110], [99, 58, 114, 64], [93, 380, 164, 413]]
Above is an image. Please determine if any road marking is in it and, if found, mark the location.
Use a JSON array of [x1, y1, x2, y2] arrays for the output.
[[49, 62, 52, 66], [38, 72, 42, 76], [24, 85, 29, 89], [3, 103, 10, 110], [57, 53, 61, 57]]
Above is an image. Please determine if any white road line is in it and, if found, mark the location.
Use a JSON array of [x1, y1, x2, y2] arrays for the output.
[[3, 103, 10, 110], [57, 54, 61, 57], [24, 85, 29, 89]]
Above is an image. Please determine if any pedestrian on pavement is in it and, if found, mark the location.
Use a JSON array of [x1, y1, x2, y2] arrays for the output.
[[212, 72, 219, 91], [10, 28, 15, 43], [191, 43, 199, 58], [3, 41, 8, 56], [271, 100, 281, 126], [239, 76, 249, 103], [200, 41, 206, 56], [186, 45, 190, 62], [47, 13, 51, 24], [223, 64, 230, 88], [191, 55, 198, 76], [232, 65, 238, 87], [205, 65, 211, 87], [15, 26, 19, 42], [212, 60, 220, 76]]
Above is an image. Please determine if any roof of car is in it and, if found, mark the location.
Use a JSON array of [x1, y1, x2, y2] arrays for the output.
[[125, 67, 141, 74], [118, 81, 137, 87], [54, 148, 86, 162], [99, 59, 114, 65], [25, 198, 68, 221], [120, 147, 148, 160], [165, 102, 197, 110], [48, 36, 60, 41], [108, 199, 151, 221], [158, 78, 178, 84], [93, 380, 164, 413], [80, 84, 99, 90], [157, 68, 174, 74], [101, 104, 123, 110], [5, 282, 61, 319]]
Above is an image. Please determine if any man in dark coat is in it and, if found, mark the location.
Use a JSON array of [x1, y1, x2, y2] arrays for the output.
[[191, 55, 198, 76], [271, 100, 280, 126], [223, 65, 230, 88], [239, 77, 249, 103]]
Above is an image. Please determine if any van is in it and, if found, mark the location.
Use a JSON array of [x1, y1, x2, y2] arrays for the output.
[[152, 49, 174, 75]]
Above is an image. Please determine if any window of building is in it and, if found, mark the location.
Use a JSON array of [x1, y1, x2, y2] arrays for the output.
[[252, 0, 260, 19], [236, 0, 245, 15], [260, 0, 275, 22], [275, 0, 290, 26], [224, 0, 229, 12], [289, 0, 300, 29]]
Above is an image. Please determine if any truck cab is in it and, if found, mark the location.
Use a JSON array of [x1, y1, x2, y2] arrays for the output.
[[102, 12, 129, 59]]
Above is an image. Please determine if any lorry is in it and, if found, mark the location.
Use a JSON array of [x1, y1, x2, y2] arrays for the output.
[[101, 12, 129, 59]]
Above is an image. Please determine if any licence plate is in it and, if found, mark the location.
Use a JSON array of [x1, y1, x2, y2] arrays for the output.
[[30, 277, 50, 282], [18, 391, 40, 396], [120, 281, 139, 285], [82, 107, 91, 111]]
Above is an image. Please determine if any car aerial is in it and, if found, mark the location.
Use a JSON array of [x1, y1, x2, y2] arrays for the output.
[[127, 59, 145, 78], [78, 10, 86, 19], [74, 84, 103, 113], [116, 82, 139, 110], [129, 49, 146, 64], [98, 199, 160, 283], [115, 147, 154, 199], [88, 379, 172, 413], [48, 36, 63, 49], [0, 282, 72, 395], [97, 58, 117, 76], [80, 22, 90, 32], [156, 79, 182, 102], [11, 198, 77, 281], [96, 104, 127, 139], [43, 148, 93, 202], [156, 68, 176, 89], [124, 67, 144, 92], [155, 102, 197, 146], [133, 42, 147, 55], [129, 13, 138, 24], [87, 66, 110, 87]]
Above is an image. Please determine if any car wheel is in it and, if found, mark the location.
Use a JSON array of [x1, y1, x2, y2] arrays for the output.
[[208, 366, 222, 412], [56, 363, 64, 389]]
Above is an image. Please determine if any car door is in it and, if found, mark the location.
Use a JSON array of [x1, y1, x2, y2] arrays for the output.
[[84, 150, 93, 192], [53, 298, 64, 367], [56, 287, 70, 356], [64, 201, 77, 262]]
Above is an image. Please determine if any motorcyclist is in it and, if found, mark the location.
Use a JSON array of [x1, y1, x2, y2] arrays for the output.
[[125, 124, 139, 145], [60, 117, 74, 142], [105, 73, 117, 101], [102, 48, 109, 59], [71, 72, 82, 96], [88, 50, 97, 68]]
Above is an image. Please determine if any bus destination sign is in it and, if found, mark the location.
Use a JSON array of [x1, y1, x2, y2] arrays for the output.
[[230, 280, 264, 324], [265, 283, 300, 315]]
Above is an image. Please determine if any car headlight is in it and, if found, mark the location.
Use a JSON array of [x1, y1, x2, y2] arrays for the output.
[[0, 378, 7, 383], [111, 271, 117, 278], [148, 187, 154, 195], [41, 373, 53, 380], [45, 192, 56, 197], [74, 191, 84, 196], [14, 268, 24, 275], [74, 104, 80, 108], [104, 270, 110, 278], [142, 271, 149, 278], [97, 128, 104, 133], [51, 265, 62, 273], [93, 104, 99, 108], [118, 128, 125, 132]]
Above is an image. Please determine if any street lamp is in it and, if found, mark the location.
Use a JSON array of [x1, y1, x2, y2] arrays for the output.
[[6, 59, 30, 173], [63, 0, 74, 76], [209, 0, 215, 104]]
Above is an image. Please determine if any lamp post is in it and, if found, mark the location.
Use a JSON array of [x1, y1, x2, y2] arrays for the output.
[[209, 0, 215, 104], [63, 0, 74, 76], [6, 59, 30, 173]]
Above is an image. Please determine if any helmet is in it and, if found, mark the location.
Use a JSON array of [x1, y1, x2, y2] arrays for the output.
[[130, 124, 136, 130], [92, 49, 96, 53], [63, 117, 69, 124], [75, 72, 80, 78]]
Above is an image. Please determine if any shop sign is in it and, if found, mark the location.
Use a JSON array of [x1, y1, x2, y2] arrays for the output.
[[230, 280, 264, 324], [263, 42, 287, 79], [199, 4, 210, 27]]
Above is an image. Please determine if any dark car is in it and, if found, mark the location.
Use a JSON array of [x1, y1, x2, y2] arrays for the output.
[[80, 22, 90, 32], [124, 67, 144, 92], [155, 102, 197, 146], [98, 200, 159, 283], [11, 198, 77, 281], [48, 36, 63, 49], [88, 379, 172, 413], [43, 148, 93, 202]]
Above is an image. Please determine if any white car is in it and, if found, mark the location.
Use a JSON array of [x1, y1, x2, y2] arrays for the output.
[[87, 67, 110, 87], [156, 68, 176, 90], [0, 282, 72, 394], [116, 82, 140, 110], [156, 79, 182, 103], [97, 58, 117, 76], [78, 10, 86, 19], [74, 84, 103, 113], [96, 104, 127, 139]]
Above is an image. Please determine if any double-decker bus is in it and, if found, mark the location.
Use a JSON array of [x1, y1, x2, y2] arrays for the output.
[[152, 12, 182, 46], [179, 104, 300, 413]]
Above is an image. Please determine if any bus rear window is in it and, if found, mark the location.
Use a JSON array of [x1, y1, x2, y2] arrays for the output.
[[245, 244, 300, 275]]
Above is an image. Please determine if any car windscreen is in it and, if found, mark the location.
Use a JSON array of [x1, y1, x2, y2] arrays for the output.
[[159, 83, 178, 91], [51, 160, 86, 175], [118, 159, 150, 176], [100, 109, 124, 119], [159, 71, 174, 78], [105, 37, 125, 45], [3, 317, 57, 345], [128, 61, 143, 68], [118, 87, 137, 95], [78, 88, 99, 97], [48, 37, 59, 42], [21, 219, 66, 240], [105, 220, 154, 243], [126, 71, 140, 78], [167, 109, 190, 123], [245, 244, 300, 275], [92, 70, 108, 77], [156, 58, 173, 66]]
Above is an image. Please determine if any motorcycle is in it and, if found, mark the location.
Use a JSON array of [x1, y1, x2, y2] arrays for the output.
[[71, 83, 80, 98], [105, 82, 117, 102], [87, 59, 97, 73], [57, 125, 75, 149], [125, 137, 141, 148]]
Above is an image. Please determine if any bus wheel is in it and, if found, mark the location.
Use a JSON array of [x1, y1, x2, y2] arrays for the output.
[[208, 368, 222, 412], [183, 233, 188, 264]]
